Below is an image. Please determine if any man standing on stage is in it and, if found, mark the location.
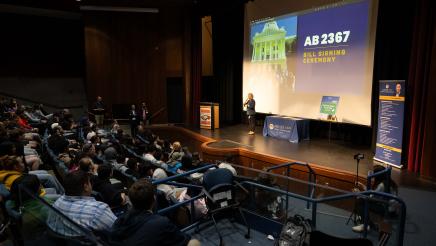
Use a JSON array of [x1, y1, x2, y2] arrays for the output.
[[244, 93, 256, 135], [129, 104, 139, 137], [140, 102, 150, 125], [93, 96, 105, 127]]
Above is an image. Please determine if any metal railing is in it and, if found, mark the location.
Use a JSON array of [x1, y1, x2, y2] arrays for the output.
[[239, 180, 406, 246], [267, 162, 317, 213]]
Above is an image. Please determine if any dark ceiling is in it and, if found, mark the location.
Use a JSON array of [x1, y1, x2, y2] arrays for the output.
[[1, 0, 249, 13]]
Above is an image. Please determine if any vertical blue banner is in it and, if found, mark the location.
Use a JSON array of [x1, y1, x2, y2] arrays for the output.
[[374, 80, 405, 168]]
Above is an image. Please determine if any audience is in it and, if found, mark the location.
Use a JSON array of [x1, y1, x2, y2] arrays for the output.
[[2, 96, 399, 245], [110, 179, 199, 246], [47, 170, 117, 237], [0, 155, 26, 189], [143, 145, 168, 170], [93, 164, 127, 211], [9, 174, 56, 240]]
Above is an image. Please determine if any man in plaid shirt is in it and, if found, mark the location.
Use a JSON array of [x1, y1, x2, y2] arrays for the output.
[[47, 170, 116, 236]]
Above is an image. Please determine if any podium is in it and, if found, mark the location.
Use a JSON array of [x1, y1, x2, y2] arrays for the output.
[[199, 102, 219, 130]]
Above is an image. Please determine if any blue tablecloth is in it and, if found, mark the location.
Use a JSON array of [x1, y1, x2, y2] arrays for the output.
[[263, 116, 310, 143]]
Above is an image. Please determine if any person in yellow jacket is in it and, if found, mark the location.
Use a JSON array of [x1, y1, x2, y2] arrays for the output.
[[0, 155, 46, 196]]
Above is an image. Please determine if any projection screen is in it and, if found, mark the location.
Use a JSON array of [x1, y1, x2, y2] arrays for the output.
[[243, 0, 378, 126]]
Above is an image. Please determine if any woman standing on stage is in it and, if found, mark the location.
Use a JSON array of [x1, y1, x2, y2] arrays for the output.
[[244, 93, 256, 135]]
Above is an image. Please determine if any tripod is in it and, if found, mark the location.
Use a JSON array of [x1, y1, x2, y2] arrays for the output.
[[346, 154, 364, 225]]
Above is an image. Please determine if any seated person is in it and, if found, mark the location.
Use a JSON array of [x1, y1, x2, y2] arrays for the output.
[[143, 145, 167, 170], [104, 147, 128, 173], [110, 179, 199, 246], [138, 161, 155, 179], [352, 165, 399, 233], [47, 170, 117, 237], [92, 164, 127, 210], [168, 141, 184, 164], [110, 120, 120, 134], [0, 154, 64, 195], [255, 171, 284, 220], [152, 168, 187, 202], [9, 174, 57, 241], [125, 157, 141, 179], [0, 155, 26, 189], [80, 143, 103, 165], [48, 125, 70, 155], [8, 128, 40, 171]]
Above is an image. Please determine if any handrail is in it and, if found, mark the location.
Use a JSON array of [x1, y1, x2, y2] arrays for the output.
[[157, 193, 204, 215], [0, 91, 84, 109], [267, 162, 317, 211], [165, 181, 203, 190], [149, 107, 166, 120], [136, 134, 150, 144], [18, 186, 106, 245], [367, 166, 392, 192], [152, 164, 216, 185], [239, 180, 406, 246]]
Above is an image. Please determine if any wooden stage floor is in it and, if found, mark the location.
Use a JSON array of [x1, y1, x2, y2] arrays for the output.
[[192, 124, 377, 177]]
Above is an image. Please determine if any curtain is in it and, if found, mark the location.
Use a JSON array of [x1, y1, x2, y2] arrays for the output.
[[407, 0, 436, 178]]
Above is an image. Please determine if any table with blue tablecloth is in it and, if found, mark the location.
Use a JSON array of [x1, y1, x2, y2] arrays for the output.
[[262, 116, 310, 143]]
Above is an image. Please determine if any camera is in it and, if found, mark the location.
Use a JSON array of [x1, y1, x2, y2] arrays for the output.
[[353, 153, 364, 160]]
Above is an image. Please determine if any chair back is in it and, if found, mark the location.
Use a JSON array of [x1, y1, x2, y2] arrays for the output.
[[203, 168, 233, 191], [203, 168, 237, 211]]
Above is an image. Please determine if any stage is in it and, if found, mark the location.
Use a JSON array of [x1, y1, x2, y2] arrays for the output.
[[193, 124, 376, 177]]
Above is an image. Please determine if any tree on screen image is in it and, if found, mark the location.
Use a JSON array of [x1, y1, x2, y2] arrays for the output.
[[249, 17, 297, 91]]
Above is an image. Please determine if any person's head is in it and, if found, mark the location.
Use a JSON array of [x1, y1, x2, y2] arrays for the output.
[[10, 174, 41, 204], [90, 135, 101, 145], [181, 155, 193, 169], [97, 96, 102, 102], [131, 104, 136, 110], [373, 165, 388, 185], [152, 168, 168, 180], [64, 170, 92, 196], [396, 83, 402, 94], [86, 131, 96, 141], [104, 147, 118, 161], [153, 149, 162, 161], [127, 158, 139, 171], [137, 124, 144, 134], [139, 162, 154, 178], [97, 164, 113, 180], [82, 143, 96, 156], [8, 128, 24, 142], [128, 179, 155, 210], [141, 102, 146, 108], [218, 162, 237, 176], [182, 146, 191, 155], [52, 125, 64, 136], [248, 93, 253, 99], [0, 155, 25, 172], [172, 141, 182, 151], [192, 152, 201, 166], [78, 157, 95, 173], [146, 144, 156, 154], [63, 108, 71, 115], [224, 154, 235, 163]]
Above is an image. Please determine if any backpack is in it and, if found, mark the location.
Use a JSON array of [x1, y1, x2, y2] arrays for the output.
[[276, 214, 312, 246]]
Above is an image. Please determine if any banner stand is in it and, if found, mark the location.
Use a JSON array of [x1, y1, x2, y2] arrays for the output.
[[374, 80, 405, 169]]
